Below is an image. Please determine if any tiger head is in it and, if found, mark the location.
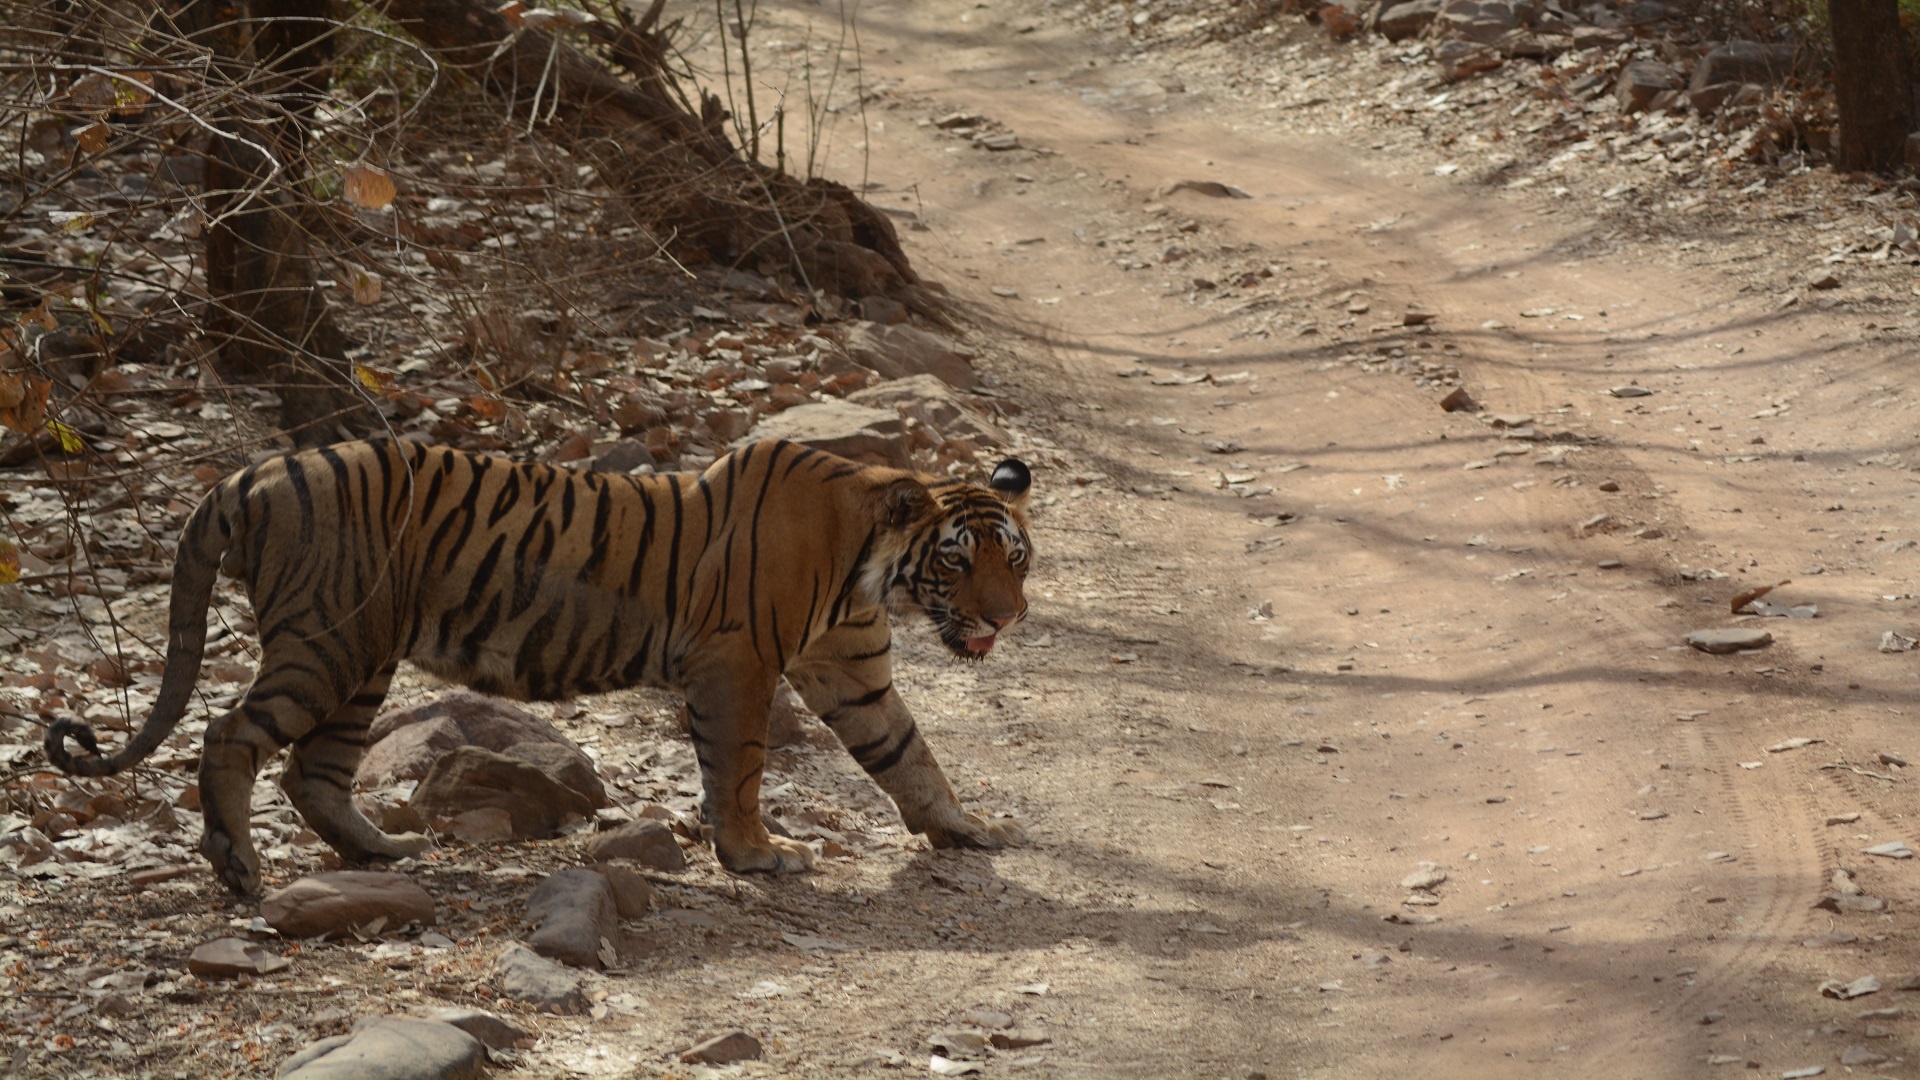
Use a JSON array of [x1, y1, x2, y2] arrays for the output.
[[882, 459, 1034, 660]]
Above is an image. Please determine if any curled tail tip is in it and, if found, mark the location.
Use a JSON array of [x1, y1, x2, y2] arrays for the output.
[[44, 717, 106, 775]]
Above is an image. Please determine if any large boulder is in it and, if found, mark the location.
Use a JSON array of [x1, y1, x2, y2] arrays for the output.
[[739, 400, 908, 467], [410, 746, 599, 840], [841, 322, 978, 390], [357, 691, 596, 791], [260, 871, 436, 939]]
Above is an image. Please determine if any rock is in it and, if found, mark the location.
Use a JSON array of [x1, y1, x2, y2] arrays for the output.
[[1401, 865, 1448, 891], [503, 742, 607, 807], [493, 944, 586, 1014], [1377, 0, 1443, 39], [359, 692, 593, 788], [1863, 841, 1914, 859], [1691, 41, 1799, 90], [842, 322, 978, 390], [1820, 974, 1882, 999], [189, 937, 291, 979], [525, 868, 621, 969], [740, 400, 907, 467], [599, 862, 656, 917], [1841, 1045, 1888, 1067], [856, 295, 909, 325], [584, 819, 686, 872], [849, 374, 1010, 450], [1808, 270, 1841, 290], [1571, 25, 1628, 48], [589, 438, 655, 474], [355, 716, 467, 789], [416, 1007, 533, 1051], [1688, 81, 1751, 116], [260, 872, 436, 939], [680, 1031, 763, 1065], [446, 807, 514, 843], [1609, 385, 1653, 398], [1684, 628, 1773, 654], [411, 746, 599, 840], [1437, 0, 1522, 43], [276, 1017, 485, 1080], [1815, 893, 1888, 914], [1616, 60, 1683, 113], [991, 1030, 1052, 1050]]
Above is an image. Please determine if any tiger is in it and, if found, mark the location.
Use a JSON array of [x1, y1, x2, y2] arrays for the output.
[[45, 437, 1034, 895]]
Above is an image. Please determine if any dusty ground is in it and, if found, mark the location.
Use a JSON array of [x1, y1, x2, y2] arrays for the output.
[[10, 0, 1920, 1077]]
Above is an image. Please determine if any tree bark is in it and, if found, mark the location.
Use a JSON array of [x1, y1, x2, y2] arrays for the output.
[[1829, 0, 1913, 172], [376, 0, 937, 315], [170, 0, 374, 444]]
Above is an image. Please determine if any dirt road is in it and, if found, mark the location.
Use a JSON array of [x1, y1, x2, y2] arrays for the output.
[[651, 0, 1920, 1076]]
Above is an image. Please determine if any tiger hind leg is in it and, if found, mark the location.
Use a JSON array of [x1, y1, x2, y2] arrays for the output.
[[281, 667, 431, 867], [683, 672, 815, 874], [787, 622, 1025, 853], [198, 689, 312, 895]]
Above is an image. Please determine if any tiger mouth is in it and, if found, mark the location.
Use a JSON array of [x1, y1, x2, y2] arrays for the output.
[[963, 634, 997, 656]]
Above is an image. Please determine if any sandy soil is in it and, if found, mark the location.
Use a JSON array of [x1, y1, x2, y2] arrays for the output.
[[13, 2, 1920, 1078]]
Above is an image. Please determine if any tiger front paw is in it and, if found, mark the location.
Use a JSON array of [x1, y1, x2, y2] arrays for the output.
[[359, 830, 433, 863], [716, 832, 817, 874], [924, 812, 1026, 851]]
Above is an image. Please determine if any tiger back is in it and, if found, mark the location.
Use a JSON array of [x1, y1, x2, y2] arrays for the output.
[[45, 438, 1034, 894]]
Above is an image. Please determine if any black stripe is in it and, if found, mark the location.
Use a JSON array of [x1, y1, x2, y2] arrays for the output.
[[861, 722, 919, 775], [487, 469, 522, 527]]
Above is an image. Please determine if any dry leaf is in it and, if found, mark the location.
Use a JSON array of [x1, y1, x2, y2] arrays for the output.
[[350, 268, 383, 305], [353, 365, 395, 395], [70, 122, 109, 154], [48, 211, 95, 234], [468, 395, 505, 422], [64, 72, 117, 112], [343, 164, 396, 210], [0, 541, 19, 586], [1730, 580, 1789, 614], [496, 0, 527, 27], [110, 71, 153, 114], [47, 419, 84, 453], [0, 374, 51, 435]]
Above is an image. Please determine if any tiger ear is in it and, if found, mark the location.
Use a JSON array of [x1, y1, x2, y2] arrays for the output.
[[989, 459, 1032, 510], [883, 477, 934, 529]]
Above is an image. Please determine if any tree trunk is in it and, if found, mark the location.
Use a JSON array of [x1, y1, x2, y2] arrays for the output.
[[376, 0, 939, 316], [1830, 0, 1913, 172], [169, 0, 374, 444]]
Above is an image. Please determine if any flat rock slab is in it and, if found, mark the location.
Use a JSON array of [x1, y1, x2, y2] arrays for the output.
[[189, 937, 290, 979], [260, 871, 436, 939], [494, 943, 586, 1014], [680, 1031, 763, 1065], [584, 819, 685, 871], [276, 1017, 484, 1080], [525, 868, 620, 969], [741, 400, 907, 467], [1685, 627, 1774, 654]]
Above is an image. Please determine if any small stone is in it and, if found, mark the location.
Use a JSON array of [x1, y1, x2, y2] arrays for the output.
[[1827, 812, 1863, 826], [1855, 1007, 1903, 1021], [128, 865, 197, 887], [412, 746, 599, 840], [599, 862, 656, 918], [493, 944, 585, 1014], [1780, 1068, 1824, 1079], [1597, 559, 1624, 570], [260, 872, 436, 940], [1820, 974, 1881, 1000], [1879, 752, 1908, 767], [1439, 386, 1477, 412], [1685, 628, 1774, 654], [927, 1030, 990, 1058], [1639, 809, 1668, 821], [1804, 931, 1858, 948], [1808, 270, 1841, 290], [1841, 1046, 1887, 1067], [962, 1010, 1014, 1030], [990, 1029, 1052, 1050], [680, 1031, 762, 1065], [1814, 894, 1887, 914], [1400, 865, 1448, 891], [188, 937, 290, 979], [276, 1017, 485, 1080], [1609, 385, 1654, 398], [584, 819, 686, 872], [417, 1007, 533, 1051], [1597, 480, 1621, 492], [1863, 841, 1914, 859]]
